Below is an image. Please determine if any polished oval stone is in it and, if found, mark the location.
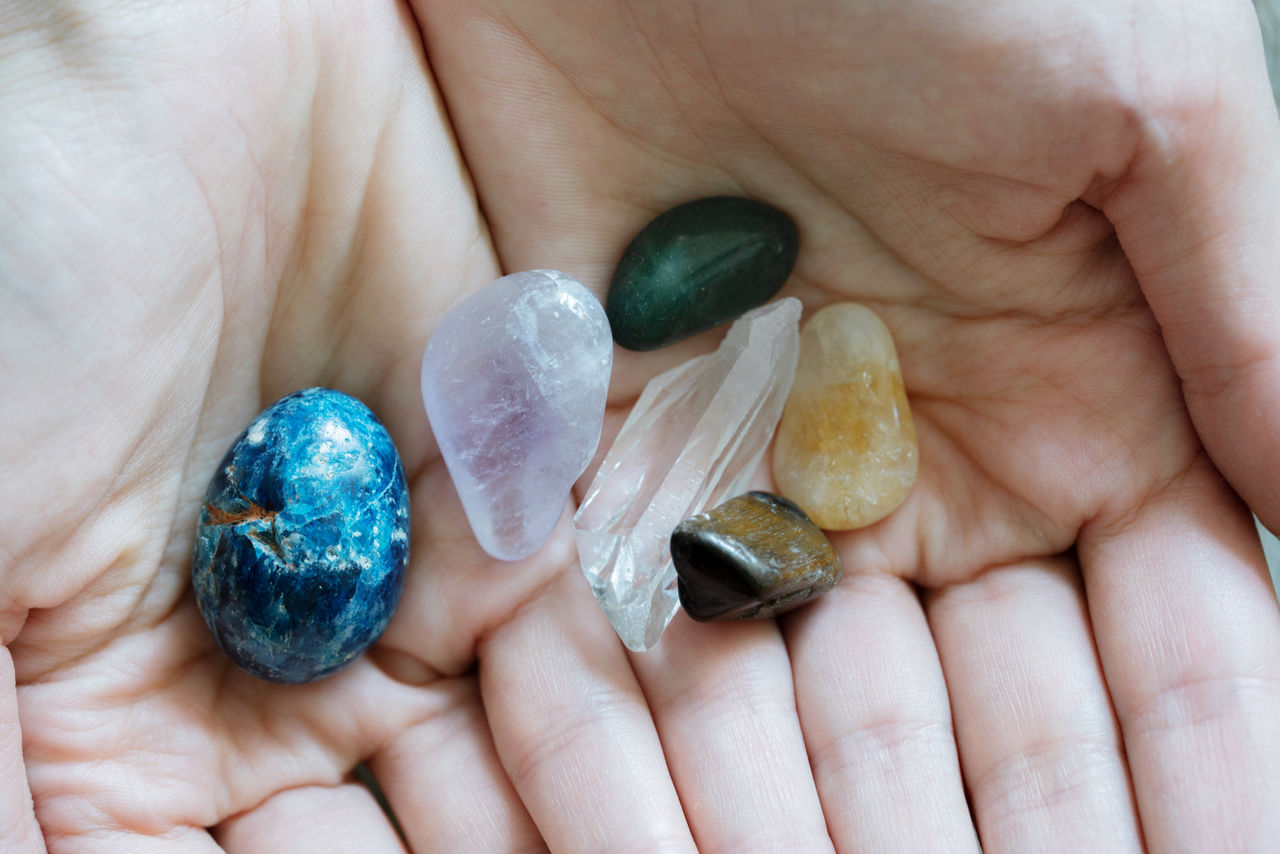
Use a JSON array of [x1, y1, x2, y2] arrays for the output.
[[192, 388, 409, 683], [772, 302, 918, 530], [671, 491, 842, 621], [606, 196, 799, 350], [422, 270, 613, 561]]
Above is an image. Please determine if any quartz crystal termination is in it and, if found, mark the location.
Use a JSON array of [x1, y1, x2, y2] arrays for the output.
[[574, 298, 801, 651], [422, 270, 613, 560]]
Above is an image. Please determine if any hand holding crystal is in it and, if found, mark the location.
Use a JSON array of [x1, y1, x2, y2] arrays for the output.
[[2, 0, 1279, 852]]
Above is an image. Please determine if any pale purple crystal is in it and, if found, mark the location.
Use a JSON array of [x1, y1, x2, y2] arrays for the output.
[[573, 298, 801, 651], [421, 270, 613, 561]]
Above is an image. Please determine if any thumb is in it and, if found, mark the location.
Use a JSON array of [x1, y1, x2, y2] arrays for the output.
[[1098, 2, 1280, 534]]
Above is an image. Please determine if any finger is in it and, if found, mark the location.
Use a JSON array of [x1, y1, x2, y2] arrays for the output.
[[215, 783, 405, 854], [379, 461, 569, 676], [783, 571, 977, 853], [1095, 2, 1280, 531], [1081, 460, 1280, 849], [479, 569, 696, 853], [0, 647, 44, 854], [927, 558, 1142, 853], [44, 829, 219, 854], [367, 676, 544, 853], [629, 615, 833, 852]]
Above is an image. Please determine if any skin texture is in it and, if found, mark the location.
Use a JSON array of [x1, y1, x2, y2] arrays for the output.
[[1, 1, 1279, 852]]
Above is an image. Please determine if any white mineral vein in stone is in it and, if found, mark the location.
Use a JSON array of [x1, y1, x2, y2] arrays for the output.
[[422, 270, 613, 561], [573, 298, 801, 651]]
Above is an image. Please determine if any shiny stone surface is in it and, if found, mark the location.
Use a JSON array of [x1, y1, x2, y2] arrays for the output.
[[672, 491, 842, 621], [606, 196, 799, 350], [421, 270, 612, 560], [193, 388, 409, 683], [773, 302, 918, 530]]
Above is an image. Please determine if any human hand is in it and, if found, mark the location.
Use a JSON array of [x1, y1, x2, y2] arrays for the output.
[[3, 1, 1279, 853], [415, 0, 1280, 850], [0, 0, 533, 850]]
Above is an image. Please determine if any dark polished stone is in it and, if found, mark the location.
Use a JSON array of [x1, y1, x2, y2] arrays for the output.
[[671, 491, 842, 622], [606, 197, 799, 350], [192, 388, 409, 683]]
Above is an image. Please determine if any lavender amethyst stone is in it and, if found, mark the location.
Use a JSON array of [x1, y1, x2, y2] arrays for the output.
[[421, 270, 613, 560]]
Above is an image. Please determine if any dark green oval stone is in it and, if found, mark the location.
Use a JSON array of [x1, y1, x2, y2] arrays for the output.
[[671, 491, 842, 622], [606, 197, 799, 350]]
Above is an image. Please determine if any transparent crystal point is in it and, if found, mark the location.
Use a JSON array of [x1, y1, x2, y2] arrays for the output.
[[573, 298, 801, 650]]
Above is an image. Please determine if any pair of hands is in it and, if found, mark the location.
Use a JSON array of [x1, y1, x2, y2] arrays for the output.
[[3, 0, 1280, 851]]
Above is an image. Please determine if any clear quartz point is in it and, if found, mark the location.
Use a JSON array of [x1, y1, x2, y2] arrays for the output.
[[573, 298, 801, 650]]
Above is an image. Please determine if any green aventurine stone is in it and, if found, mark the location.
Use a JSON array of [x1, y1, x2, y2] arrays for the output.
[[606, 197, 799, 350]]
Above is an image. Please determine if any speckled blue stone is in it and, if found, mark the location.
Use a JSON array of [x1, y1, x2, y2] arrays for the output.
[[192, 388, 409, 684]]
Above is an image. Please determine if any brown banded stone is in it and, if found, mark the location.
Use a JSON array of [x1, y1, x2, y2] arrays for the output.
[[671, 491, 842, 621], [772, 302, 917, 530]]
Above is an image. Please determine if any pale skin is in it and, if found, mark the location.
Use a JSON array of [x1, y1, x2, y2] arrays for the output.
[[2, 0, 1279, 851]]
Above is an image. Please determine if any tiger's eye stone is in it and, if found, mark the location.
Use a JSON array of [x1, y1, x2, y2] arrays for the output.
[[606, 196, 799, 350], [671, 491, 842, 621], [772, 303, 918, 530]]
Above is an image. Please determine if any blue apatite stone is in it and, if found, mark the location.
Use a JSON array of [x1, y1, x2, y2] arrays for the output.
[[193, 388, 410, 683]]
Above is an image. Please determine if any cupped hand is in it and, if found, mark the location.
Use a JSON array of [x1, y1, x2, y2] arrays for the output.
[[2, 1, 1279, 852]]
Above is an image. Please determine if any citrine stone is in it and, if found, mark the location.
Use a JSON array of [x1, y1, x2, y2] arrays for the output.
[[606, 196, 799, 350], [672, 492, 842, 621], [772, 303, 918, 530]]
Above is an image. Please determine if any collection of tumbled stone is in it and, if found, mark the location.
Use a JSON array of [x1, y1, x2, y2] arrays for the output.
[[194, 196, 918, 681], [580, 197, 917, 649]]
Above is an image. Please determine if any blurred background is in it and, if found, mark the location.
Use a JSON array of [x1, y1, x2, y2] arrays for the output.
[[1254, 0, 1279, 590]]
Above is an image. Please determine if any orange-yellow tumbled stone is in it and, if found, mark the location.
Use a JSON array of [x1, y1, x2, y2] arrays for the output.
[[771, 303, 917, 530]]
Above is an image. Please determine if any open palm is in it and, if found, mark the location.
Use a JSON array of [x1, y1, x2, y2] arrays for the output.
[[3, 1, 1279, 852]]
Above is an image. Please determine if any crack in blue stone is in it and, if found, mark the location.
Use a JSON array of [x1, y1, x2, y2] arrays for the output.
[[193, 388, 410, 683]]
